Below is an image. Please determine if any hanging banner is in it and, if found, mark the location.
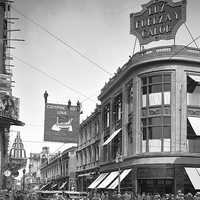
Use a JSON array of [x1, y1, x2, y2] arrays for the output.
[[44, 103, 80, 143], [130, 0, 186, 45]]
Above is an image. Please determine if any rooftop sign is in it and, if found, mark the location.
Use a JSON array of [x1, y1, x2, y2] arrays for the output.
[[130, 0, 186, 45]]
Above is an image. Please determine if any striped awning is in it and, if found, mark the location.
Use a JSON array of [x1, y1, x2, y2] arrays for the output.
[[108, 169, 132, 189], [97, 171, 119, 189], [185, 168, 200, 190], [188, 117, 200, 136], [60, 181, 67, 189], [88, 173, 108, 189], [102, 129, 121, 146]]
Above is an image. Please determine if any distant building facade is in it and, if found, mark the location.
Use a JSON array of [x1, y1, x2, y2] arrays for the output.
[[40, 146, 77, 191], [76, 105, 101, 191]]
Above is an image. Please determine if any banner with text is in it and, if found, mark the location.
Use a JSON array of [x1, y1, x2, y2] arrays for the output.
[[44, 103, 80, 143]]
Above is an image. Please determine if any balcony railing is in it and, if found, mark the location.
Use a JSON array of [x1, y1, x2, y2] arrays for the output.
[[100, 45, 200, 95], [76, 161, 99, 172]]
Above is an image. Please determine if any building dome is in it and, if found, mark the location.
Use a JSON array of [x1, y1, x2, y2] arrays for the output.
[[9, 132, 27, 171]]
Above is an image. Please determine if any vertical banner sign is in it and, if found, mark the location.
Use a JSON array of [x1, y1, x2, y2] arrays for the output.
[[44, 103, 80, 143], [130, 0, 186, 45]]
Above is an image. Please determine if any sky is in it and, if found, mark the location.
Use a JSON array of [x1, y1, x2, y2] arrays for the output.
[[7, 0, 200, 174]]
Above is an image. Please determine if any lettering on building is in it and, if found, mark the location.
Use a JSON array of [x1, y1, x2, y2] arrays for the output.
[[130, 0, 186, 45]]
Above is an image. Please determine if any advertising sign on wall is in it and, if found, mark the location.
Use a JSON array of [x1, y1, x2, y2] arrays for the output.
[[44, 103, 80, 143], [0, 95, 19, 120], [130, 0, 186, 45]]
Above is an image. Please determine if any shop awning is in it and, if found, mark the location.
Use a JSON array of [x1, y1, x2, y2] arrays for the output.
[[185, 168, 200, 190], [88, 173, 108, 189], [60, 181, 67, 189], [188, 75, 200, 83], [97, 171, 119, 189], [78, 173, 91, 177], [51, 183, 57, 189], [102, 129, 121, 146], [108, 169, 132, 189], [188, 117, 200, 136], [40, 183, 50, 190]]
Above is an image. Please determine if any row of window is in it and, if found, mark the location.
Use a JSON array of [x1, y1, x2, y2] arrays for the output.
[[79, 120, 100, 144], [77, 146, 99, 165], [102, 72, 200, 159]]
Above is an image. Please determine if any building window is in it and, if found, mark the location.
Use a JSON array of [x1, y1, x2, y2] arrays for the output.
[[113, 93, 122, 128], [141, 73, 171, 153], [127, 119, 133, 155], [127, 82, 134, 114], [103, 103, 110, 129], [111, 130, 122, 159], [187, 74, 200, 153]]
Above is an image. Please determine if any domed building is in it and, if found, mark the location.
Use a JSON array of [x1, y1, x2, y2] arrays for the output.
[[9, 132, 27, 177]]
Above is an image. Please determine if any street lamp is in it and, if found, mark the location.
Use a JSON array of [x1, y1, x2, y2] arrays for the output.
[[115, 152, 123, 196]]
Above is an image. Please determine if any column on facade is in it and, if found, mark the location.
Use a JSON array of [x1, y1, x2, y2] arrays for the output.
[[91, 144, 95, 164], [172, 70, 187, 152], [122, 83, 128, 156], [109, 97, 114, 160], [134, 77, 141, 154]]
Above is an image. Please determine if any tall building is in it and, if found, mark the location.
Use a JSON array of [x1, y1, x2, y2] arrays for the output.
[[77, 0, 200, 195], [0, 0, 24, 189]]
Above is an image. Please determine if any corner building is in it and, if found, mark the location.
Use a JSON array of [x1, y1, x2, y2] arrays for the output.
[[97, 45, 200, 194]]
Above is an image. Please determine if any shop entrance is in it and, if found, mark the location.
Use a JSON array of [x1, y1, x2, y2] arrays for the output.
[[138, 179, 174, 195]]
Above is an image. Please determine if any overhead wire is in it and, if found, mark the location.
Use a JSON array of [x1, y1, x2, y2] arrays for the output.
[[12, 55, 97, 103], [11, 6, 113, 76], [169, 34, 200, 60]]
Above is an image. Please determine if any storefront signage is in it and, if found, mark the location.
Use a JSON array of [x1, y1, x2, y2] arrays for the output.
[[44, 103, 80, 143], [130, 0, 186, 45], [0, 95, 19, 120]]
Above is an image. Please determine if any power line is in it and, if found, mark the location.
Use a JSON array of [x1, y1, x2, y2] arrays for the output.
[[12, 55, 97, 103], [169, 35, 200, 60], [11, 6, 113, 76]]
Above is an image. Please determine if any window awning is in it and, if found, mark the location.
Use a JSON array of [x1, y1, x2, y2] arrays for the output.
[[40, 183, 50, 190], [78, 173, 91, 177], [108, 169, 132, 189], [102, 129, 121, 146], [97, 171, 119, 189], [188, 75, 200, 83], [188, 117, 200, 136], [88, 173, 108, 189], [185, 168, 200, 190], [60, 181, 67, 189], [51, 183, 57, 189]]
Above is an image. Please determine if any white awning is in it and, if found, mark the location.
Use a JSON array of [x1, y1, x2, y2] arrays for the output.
[[40, 183, 49, 190], [88, 173, 108, 189], [78, 173, 91, 177], [188, 117, 200, 136], [108, 169, 132, 189], [97, 171, 119, 189], [102, 129, 121, 146], [51, 183, 57, 189], [188, 75, 200, 83], [60, 181, 67, 189], [185, 168, 200, 190]]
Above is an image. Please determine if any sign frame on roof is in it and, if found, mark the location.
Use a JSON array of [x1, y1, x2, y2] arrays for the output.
[[130, 0, 187, 45]]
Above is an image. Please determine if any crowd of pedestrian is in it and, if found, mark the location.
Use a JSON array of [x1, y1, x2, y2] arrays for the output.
[[86, 190, 200, 200]]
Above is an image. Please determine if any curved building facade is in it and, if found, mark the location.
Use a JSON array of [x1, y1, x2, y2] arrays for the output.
[[96, 45, 200, 194]]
